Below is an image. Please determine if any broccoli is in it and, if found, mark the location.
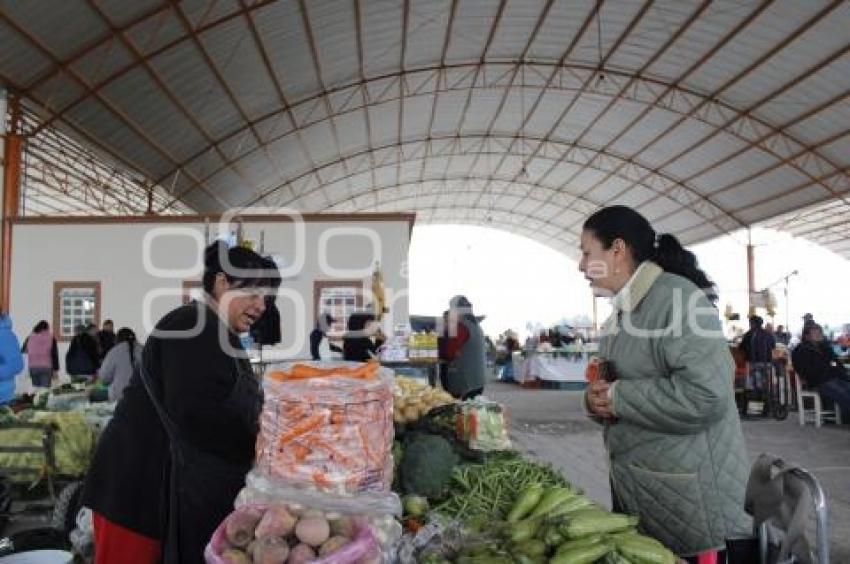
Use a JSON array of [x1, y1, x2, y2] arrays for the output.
[[400, 434, 458, 500]]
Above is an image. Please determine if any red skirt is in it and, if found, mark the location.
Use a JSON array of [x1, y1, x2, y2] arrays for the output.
[[93, 511, 161, 564]]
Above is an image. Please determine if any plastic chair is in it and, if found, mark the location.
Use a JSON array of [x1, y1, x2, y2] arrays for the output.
[[795, 375, 842, 428]]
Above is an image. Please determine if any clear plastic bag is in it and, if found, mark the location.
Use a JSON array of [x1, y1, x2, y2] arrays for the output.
[[255, 361, 395, 495]]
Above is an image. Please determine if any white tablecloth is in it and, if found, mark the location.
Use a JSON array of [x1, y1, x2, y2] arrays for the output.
[[518, 352, 590, 383]]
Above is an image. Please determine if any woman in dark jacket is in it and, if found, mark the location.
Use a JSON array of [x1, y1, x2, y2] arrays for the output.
[[82, 242, 280, 564]]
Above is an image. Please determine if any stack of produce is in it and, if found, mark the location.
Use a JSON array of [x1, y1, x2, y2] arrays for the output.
[[256, 361, 394, 494], [422, 478, 677, 563], [392, 377, 455, 425], [208, 361, 402, 563], [206, 502, 381, 564]]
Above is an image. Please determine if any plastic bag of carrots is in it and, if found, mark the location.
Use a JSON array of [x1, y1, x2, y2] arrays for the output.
[[255, 361, 395, 495]]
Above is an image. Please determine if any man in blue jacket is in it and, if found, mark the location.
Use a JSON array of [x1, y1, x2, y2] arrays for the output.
[[0, 314, 24, 405]]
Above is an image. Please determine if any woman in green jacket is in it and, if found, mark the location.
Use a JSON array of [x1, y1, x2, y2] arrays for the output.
[[581, 206, 751, 562]]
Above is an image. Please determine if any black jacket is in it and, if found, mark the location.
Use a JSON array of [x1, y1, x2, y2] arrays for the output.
[[65, 334, 100, 375], [342, 336, 384, 362], [740, 328, 776, 363], [82, 302, 260, 543], [792, 341, 847, 389]]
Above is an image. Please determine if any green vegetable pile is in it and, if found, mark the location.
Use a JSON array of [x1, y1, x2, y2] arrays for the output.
[[433, 452, 571, 523], [443, 483, 677, 564], [400, 434, 458, 499]]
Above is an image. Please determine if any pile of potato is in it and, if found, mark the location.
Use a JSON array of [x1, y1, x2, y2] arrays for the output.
[[392, 377, 455, 424], [216, 504, 364, 563]]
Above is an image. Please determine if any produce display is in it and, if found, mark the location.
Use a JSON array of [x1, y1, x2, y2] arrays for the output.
[[255, 361, 395, 494], [456, 399, 511, 452], [393, 377, 455, 425], [205, 502, 383, 564]]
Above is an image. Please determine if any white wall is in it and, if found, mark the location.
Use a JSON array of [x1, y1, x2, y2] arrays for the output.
[[11, 216, 411, 367]]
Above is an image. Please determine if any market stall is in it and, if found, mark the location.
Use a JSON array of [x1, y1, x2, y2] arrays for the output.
[[196, 360, 680, 564], [516, 343, 599, 390]]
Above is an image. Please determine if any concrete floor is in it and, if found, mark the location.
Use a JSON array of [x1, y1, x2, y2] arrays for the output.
[[487, 381, 850, 563]]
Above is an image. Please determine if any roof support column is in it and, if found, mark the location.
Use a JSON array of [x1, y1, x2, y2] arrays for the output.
[[746, 228, 755, 317], [1, 90, 22, 315]]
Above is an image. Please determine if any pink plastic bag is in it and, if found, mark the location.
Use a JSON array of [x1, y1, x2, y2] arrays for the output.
[[204, 503, 382, 564]]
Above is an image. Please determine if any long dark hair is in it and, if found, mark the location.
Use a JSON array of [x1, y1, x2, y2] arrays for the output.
[[116, 327, 137, 368], [202, 241, 281, 295], [582, 206, 717, 301], [33, 320, 49, 333]]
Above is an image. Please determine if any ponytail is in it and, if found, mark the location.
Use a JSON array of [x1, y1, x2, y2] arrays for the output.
[[116, 327, 137, 368], [583, 206, 717, 301], [652, 233, 717, 301]]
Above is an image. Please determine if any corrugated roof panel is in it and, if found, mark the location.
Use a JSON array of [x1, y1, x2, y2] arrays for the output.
[[605, 1, 702, 71], [0, 20, 54, 86], [640, 117, 717, 168], [690, 148, 779, 193], [95, 0, 163, 27], [528, 0, 594, 61], [360, 0, 403, 78], [366, 100, 400, 146], [1, 1, 105, 57], [641, 195, 679, 220], [486, 0, 548, 61], [429, 90, 467, 135], [607, 106, 684, 156], [490, 86, 541, 135], [69, 39, 134, 86], [524, 89, 579, 137], [184, 146, 226, 181], [29, 72, 86, 113], [308, 0, 359, 88], [683, 3, 819, 100], [443, 0, 503, 64], [552, 92, 610, 141], [401, 93, 434, 140], [663, 132, 749, 181], [785, 96, 850, 146], [63, 99, 172, 178], [714, 165, 813, 211], [252, 1, 321, 103], [264, 135, 313, 176], [816, 134, 850, 169], [646, 2, 763, 84], [458, 89, 503, 134], [333, 109, 369, 155], [569, 0, 648, 66], [217, 130, 260, 164], [608, 184, 656, 208], [405, 0, 452, 68], [737, 184, 830, 225], [653, 207, 703, 234], [149, 41, 243, 139], [581, 98, 647, 148], [123, 9, 187, 57], [199, 17, 280, 121]]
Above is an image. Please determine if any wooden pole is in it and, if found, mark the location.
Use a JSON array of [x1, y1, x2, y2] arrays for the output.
[[1, 94, 22, 315]]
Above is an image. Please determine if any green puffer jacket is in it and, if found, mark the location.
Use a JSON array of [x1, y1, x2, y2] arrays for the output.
[[598, 262, 751, 557]]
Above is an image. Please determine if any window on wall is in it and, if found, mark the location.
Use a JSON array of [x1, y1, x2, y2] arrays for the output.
[[314, 281, 363, 333], [53, 282, 101, 341]]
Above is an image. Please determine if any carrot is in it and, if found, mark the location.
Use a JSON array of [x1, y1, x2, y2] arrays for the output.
[[276, 413, 325, 447]]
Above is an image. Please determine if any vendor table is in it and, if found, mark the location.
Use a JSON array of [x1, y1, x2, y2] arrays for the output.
[[517, 344, 599, 389], [380, 358, 440, 387]]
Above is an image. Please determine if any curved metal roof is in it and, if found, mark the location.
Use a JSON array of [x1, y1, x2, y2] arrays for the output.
[[1, 0, 849, 255]]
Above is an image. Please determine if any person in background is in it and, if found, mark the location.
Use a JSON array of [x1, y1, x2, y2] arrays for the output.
[[581, 206, 751, 563], [792, 323, 850, 416], [342, 312, 384, 362], [739, 315, 776, 408], [500, 330, 520, 382], [97, 320, 116, 360], [83, 241, 281, 563], [440, 295, 486, 400], [98, 328, 143, 402], [22, 320, 59, 388], [310, 313, 342, 360], [66, 324, 101, 380], [775, 324, 791, 346], [0, 314, 24, 405]]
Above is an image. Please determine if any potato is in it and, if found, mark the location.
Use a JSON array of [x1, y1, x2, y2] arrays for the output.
[[253, 536, 290, 564], [221, 549, 251, 564], [295, 516, 331, 547], [329, 516, 355, 538], [319, 535, 350, 556], [255, 505, 297, 539], [287, 543, 316, 564]]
